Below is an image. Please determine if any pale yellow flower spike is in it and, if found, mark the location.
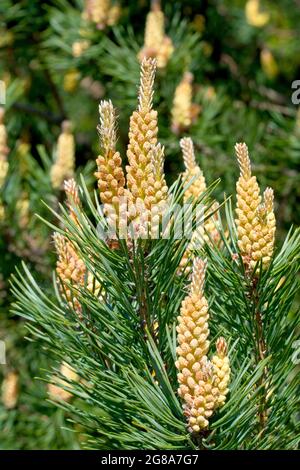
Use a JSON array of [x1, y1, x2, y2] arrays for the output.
[[126, 58, 169, 237], [64, 178, 81, 226], [187, 203, 221, 258], [235, 142, 261, 262], [72, 40, 90, 58], [84, 0, 109, 28], [126, 58, 158, 210], [1, 371, 19, 409], [139, 0, 174, 68], [107, 4, 121, 27], [150, 144, 165, 184], [54, 179, 100, 308], [172, 73, 193, 133], [98, 99, 117, 151], [211, 337, 231, 408], [138, 57, 156, 113], [181, 136, 197, 171], [180, 137, 206, 202], [83, 0, 120, 29], [64, 178, 80, 206], [235, 142, 276, 269], [203, 201, 221, 245], [48, 362, 78, 402], [144, 2, 165, 51], [235, 141, 252, 180], [178, 138, 220, 274], [95, 100, 125, 230], [176, 259, 210, 424], [187, 357, 219, 432], [190, 257, 207, 296], [51, 121, 75, 190], [53, 232, 86, 315], [176, 258, 226, 432], [145, 143, 169, 236], [176, 258, 210, 372], [171, 73, 200, 134], [258, 187, 276, 265], [264, 187, 274, 214]]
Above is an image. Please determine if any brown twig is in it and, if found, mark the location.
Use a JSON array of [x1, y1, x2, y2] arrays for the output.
[[251, 278, 268, 432], [12, 103, 63, 124], [255, 309, 268, 429], [250, 100, 296, 117]]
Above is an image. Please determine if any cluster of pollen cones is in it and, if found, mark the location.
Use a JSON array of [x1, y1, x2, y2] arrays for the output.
[[50, 55, 276, 432]]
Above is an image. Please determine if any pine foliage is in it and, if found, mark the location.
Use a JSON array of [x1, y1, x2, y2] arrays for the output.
[[11, 58, 300, 450], [1, 0, 300, 450]]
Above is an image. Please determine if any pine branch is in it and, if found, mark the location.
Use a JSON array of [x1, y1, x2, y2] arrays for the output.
[[12, 103, 63, 124], [250, 278, 268, 432]]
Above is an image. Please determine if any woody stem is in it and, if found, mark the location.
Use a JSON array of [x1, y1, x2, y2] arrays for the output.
[[251, 281, 268, 432]]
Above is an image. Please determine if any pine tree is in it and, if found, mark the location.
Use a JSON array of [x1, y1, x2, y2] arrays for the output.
[[11, 58, 300, 450], [1, 0, 300, 450]]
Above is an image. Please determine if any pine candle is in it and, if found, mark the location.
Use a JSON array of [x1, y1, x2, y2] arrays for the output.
[[235, 142, 276, 269], [176, 258, 230, 432]]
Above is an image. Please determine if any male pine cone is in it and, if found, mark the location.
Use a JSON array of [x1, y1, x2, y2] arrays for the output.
[[138, 1, 174, 68], [83, 0, 120, 29], [1, 371, 19, 409], [126, 57, 158, 208], [51, 121, 75, 189], [126, 57, 168, 234], [235, 142, 276, 269], [181, 137, 206, 203], [95, 100, 125, 232], [171, 73, 200, 134], [211, 337, 230, 408], [178, 138, 220, 273], [176, 258, 230, 432], [54, 180, 100, 314]]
